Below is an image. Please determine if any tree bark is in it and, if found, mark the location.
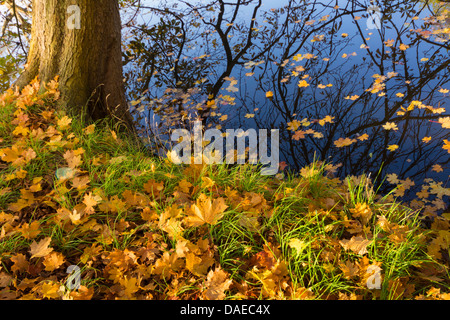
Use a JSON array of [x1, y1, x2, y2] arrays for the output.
[[14, 0, 135, 132]]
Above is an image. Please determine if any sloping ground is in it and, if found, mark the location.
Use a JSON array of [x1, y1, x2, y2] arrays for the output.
[[0, 78, 448, 300]]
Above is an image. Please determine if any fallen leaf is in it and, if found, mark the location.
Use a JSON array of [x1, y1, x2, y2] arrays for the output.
[[43, 252, 65, 271], [203, 267, 233, 300], [29, 237, 53, 259], [10, 253, 29, 273], [339, 260, 359, 279], [41, 281, 60, 299], [288, 238, 306, 257], [19, 221, 41, 240], [83, 192, 102, 214], [339, 236, 372, 255], [185, 194, 228, 227], [350, 203, 373, 225]]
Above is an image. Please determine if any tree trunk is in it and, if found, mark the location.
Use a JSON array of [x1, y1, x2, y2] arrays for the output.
[[14, 0, 135, 132]]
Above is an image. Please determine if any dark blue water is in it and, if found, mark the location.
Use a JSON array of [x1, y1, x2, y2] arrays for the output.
[[123, 0, 450, 208]]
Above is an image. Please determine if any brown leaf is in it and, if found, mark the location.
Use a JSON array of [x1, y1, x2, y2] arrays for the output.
[[339, 260, 359, 279], [69, 285, 94, 300], [72, 175, 90, 190], [203, 267, 233, 300], [10, 253, 29, 273], [63, 150, 82, 169], [0, 272, 13, 288], [29, 237, 53, 259], [339, 236, 372, 255]]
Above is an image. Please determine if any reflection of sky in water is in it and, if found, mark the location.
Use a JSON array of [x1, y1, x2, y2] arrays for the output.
[[124, 1, 449, 199]]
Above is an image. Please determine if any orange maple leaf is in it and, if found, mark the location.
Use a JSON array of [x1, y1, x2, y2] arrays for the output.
[[292, 130, 306, 140], [82, 192, 102, 214], [10, 253, 29, 273], [43, 252, 66, 271]]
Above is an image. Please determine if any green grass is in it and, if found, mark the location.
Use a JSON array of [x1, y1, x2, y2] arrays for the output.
[[0, 81, 449, 300]]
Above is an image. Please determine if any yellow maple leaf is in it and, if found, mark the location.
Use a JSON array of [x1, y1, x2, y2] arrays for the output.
[[185, 194, 228, 227], [121, 276, 140, 298], [41, 281, 60, 299], [443, 139, 450, 153], [82, 192, 102, 214], [143, 179, 164, 197], [387, 144, 399, 151], [177, 179, 193, 194], [317, 115, 334, 126], [69, 286, 94, 300], [387, 71, 398, 78], [266, 91, 274, 98], [69, 209, 82, 224], [185, 252, 210, 276], [57, 116, 72, 130], [345, 95, 360, 100], [385, 39, 395, 47], [0, 145, 22, 164], [288, 238, 306, 257], [298, 80, 310, 88], [438, 117, 450, 129], [43, 252, 66, 271], [13, 125, 30, 137], [158, 205, 184, 239], [357, 133, 369, 141], [350, 203, 373, 225], [287, 119, 301, 131], [201, 176, 215, 189], [83, 124, 95, 135], [382, 122, 398, 131]]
